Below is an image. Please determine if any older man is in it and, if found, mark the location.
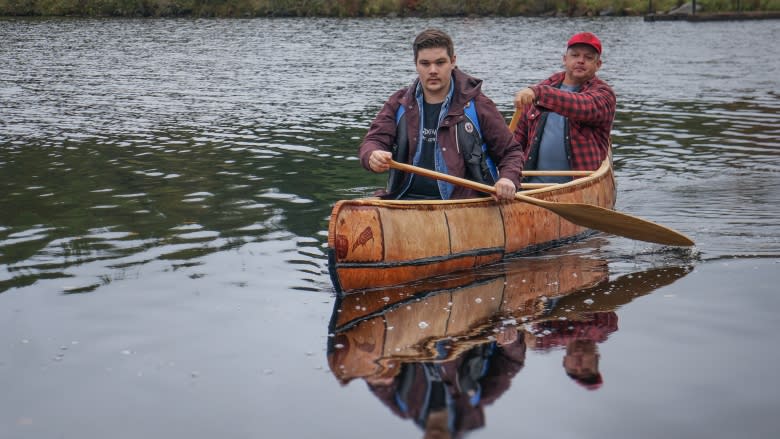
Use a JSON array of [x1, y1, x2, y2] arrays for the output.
[[513, 32, 616, 184]]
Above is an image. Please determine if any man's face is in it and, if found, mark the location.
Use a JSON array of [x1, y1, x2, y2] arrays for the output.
[[562, 44, 602, 85], [563, 349, 600, 376], [415, 47, 456, 99], [563, 340, 600, 377]]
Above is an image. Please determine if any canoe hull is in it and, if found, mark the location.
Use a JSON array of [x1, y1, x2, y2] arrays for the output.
[[328, 158, 616, 293]]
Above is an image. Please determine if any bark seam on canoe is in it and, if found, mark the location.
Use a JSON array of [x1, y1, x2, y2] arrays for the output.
[[444, 210, 453, 256], [378, 207, 386, 262], [499, 203, 508, 259]]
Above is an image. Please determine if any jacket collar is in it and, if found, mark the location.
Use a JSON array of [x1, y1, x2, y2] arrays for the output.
[[404, 68, 482, 114]]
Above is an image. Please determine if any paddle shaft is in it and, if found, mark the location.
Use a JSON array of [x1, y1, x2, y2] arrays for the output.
[[508, 107, 522, 132], [387, 160, 694, 247], [523, 170, 592, 177]]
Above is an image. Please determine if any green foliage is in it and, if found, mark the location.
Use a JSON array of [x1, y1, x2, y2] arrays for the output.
[[0, 0, 34, 15], [0, 0, 776, 17]]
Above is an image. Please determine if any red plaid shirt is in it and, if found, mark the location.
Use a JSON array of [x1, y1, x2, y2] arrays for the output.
[[512, 72, 616, 171], [530, 312, 619, 350]]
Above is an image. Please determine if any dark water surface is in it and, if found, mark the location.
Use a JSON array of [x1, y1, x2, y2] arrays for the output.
[[1, 17, 779, 438]]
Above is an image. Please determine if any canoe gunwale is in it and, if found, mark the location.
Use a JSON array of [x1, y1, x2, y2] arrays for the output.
[[341, 156, 612, 208]]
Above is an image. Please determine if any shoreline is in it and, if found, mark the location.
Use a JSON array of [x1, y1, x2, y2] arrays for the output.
[[644, 11, 780, 21]]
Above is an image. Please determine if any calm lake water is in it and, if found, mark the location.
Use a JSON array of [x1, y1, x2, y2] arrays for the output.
[[1, 16, 779, 439]]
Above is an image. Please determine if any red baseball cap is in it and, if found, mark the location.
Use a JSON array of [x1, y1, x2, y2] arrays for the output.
[[567, 32, 602, 55], [570, 372, 603, 391]]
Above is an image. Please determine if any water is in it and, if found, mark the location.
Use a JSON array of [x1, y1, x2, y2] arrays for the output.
[[1, 16, 779, 438]]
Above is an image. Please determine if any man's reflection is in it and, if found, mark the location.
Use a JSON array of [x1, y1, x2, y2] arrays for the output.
[[365, 326, 525, 439], [564, 339, 602, 390], [528, 311, 618, 390]]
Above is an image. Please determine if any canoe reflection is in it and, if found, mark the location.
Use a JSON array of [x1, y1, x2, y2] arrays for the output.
[[327, 256, 690, 437]]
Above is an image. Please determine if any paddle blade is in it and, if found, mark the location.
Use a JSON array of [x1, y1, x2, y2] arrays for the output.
[[388, 159, 695, 247], [540, 201, 695, 246]]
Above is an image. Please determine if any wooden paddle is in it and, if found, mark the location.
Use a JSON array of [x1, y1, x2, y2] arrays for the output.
[[508, 107, 522, 132], [388, 160, 694, 247]]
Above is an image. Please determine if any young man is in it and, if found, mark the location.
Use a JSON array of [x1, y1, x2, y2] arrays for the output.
[[360, 28, 524, 201], [512, 32, 616, 183]]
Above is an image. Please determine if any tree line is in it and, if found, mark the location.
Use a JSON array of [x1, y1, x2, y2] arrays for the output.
[[0, 0, 775, 18]]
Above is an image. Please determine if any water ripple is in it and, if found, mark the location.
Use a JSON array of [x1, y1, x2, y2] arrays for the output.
[[1, 17, 778, 294]]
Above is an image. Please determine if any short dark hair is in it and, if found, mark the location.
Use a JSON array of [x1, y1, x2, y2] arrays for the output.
[[413, 28, 454, 61]]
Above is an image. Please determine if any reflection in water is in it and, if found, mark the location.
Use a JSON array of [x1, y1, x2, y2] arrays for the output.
[[327, 255, 690, 436], [613, 97, 780, 258], [365, 332, 526, 438], [0, 134, 335, 293]]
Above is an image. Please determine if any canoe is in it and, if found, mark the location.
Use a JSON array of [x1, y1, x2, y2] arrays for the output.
[[326, 254, 691, 384], [327, 156, 616, 294]]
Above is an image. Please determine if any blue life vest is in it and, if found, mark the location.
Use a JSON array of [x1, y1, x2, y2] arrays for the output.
[[388, 100, 498, 195], [459, 100, 499, 182]]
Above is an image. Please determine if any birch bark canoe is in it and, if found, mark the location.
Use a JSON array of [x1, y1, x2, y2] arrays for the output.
[[327, 156, 616, 294]]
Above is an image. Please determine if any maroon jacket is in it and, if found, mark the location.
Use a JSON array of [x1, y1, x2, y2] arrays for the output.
[[512, 72, 616, 171], [368, 340, 526, 435], [359, 68, 524, 199]]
